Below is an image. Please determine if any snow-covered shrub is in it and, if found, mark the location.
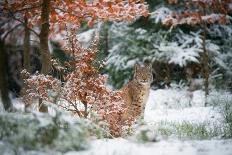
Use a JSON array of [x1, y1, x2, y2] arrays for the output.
[[21, 70, 61, 109], [133, 122, 159, 142], [0, 111, 90, 153], [62, 30, 133, 137], [22, 30, 133, 137]]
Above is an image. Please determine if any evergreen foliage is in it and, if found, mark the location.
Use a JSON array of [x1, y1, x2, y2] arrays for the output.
[[99, 1, 232, 89]]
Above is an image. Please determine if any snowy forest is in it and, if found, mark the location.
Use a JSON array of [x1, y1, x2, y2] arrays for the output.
[[0, 0, 232, 155]]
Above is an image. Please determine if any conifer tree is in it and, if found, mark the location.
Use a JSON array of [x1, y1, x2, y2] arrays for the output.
[[164, 0, 231, 101]]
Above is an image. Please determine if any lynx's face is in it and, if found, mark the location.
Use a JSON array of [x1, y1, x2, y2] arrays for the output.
[[134, 63, 153, 84]]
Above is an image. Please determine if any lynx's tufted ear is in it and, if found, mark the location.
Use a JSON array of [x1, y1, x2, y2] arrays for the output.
[[134, 63, 139, 78], [145, 62, 153, 82], [134, 63, 139, 71], [145, 63, 152, 70]]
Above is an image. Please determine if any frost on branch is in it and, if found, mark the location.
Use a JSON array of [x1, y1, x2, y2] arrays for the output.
[[150, 7, 172, 24], [21, 70, 61, 109], [153, 30, 220, 67]]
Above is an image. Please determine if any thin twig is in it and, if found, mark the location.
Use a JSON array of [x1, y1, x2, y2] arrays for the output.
[[67, 100, 82, 117]]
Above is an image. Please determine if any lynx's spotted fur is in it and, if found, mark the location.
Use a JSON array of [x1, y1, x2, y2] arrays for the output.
[[121, 63, 153, 120]]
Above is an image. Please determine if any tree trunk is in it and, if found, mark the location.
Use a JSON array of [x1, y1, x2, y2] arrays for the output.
[[202, 23, 209, 105], [23, 17, 31, 72], [0, 40, 12, 111], [83, 102, 88, 118], [40, 0, 51, 75], [103, 23, 109, 56], [20, 17, 31, 97], [39, 0, 51, 112], [200, 7, 210, 106]]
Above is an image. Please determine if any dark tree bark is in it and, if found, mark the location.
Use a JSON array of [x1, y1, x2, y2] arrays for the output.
[[0, 40, 12, 111], [83, 101, 88, 118], [20, 17, 31, 98], [202, 23, 209, 97], [39, 0, 51, 112], [103, 23, 109, 56], [40, 0, 51, 75], [201, 8, 210, 106], [201, 23, 209, 107], [23, 16, 31, 72]]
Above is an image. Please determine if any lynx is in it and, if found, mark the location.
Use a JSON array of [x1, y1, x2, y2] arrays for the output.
[[121, 63, 153, 120]]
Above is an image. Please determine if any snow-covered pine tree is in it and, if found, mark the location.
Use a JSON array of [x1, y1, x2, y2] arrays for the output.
[[164, 0, 231, 98]]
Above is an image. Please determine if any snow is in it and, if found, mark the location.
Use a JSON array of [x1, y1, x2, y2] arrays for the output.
[[150, 7, 172, 23], [202, 14, 225, 23], [153, 30, 202, 67], [145, 106, 222, 126], [67, 138, 196, 155], [144, 89, 223, 125], [78, 29, 96, 47], [0, 98, 3, 112], [157, 41, 201, 66], [0, 97, 25, 112], [65, 138, 232, 155]]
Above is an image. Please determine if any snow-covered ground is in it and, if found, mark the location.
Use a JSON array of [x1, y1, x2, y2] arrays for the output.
[[145, 89, 224, 126], [65, 88, 232, 155], [66, 138, 232, 155], [1, 88, 232, 155]]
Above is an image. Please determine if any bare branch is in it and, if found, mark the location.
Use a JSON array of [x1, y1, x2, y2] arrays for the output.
[[9, 13, 39, 37], [30, 39, 40, 44], [69, 100, 82, 117], [59, 99, 82, 117], [2, 24, 22, 41]]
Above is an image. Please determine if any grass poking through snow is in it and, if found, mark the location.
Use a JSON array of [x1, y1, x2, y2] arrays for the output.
[[154, 121, 223, 140]]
